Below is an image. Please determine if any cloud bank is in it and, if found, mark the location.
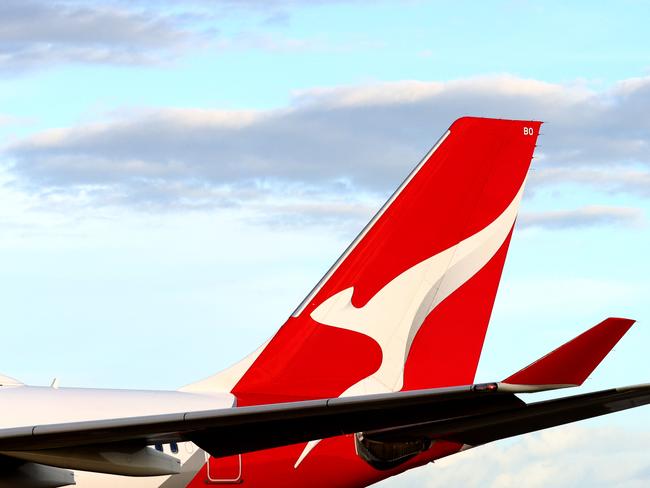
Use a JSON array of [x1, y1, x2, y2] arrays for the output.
[[0, 0, 376, 72], [0, 0, 203, 71], [4, 75, 650, 228], [519, 206, 645, 230]]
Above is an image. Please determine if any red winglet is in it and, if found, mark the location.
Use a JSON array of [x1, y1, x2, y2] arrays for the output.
[[503, 317, 636, 387]]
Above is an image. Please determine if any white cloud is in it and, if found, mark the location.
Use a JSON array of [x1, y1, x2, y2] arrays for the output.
[[293, 76, 585, 108], [529, 167, 650, 197], [519, 206, 645, 229]]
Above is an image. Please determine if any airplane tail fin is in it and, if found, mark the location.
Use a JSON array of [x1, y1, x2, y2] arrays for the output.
[[186, 117, 541, 405]]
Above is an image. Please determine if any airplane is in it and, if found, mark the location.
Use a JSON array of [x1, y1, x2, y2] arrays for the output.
[[0, 116, 647, 487]]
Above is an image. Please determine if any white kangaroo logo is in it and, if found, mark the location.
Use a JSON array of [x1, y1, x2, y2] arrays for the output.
[[295, 180, 527, 468]]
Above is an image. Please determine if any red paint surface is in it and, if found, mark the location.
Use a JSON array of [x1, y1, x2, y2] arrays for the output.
[[190, 117, 541, 487], [504, 317, 636, 387], [403, 229, 515, 391]]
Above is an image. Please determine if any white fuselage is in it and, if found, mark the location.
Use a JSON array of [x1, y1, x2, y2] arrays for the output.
[[0, 385, 234, 487]]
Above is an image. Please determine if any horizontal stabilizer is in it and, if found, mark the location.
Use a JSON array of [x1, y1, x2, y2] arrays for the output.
[[501, 317, 635, 391]]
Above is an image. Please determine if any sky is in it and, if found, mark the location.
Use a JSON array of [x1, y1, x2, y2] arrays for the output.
[[1, 0, 649, 486]]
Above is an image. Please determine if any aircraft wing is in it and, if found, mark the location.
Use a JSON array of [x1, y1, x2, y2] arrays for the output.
[[0, 317, 646, 473], [0, 382, 649, 466], [0, 383, 523, 455]]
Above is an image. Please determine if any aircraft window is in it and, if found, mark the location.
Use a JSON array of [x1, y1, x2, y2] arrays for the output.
[[154, 443, 163, 452], [170, 442, 179, 454]]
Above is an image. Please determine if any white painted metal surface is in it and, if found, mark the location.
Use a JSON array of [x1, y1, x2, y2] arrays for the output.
[[0, 386, 235, 430]]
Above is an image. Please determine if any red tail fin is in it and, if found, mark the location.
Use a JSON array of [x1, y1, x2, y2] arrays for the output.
[[187, 117, 541, 406]]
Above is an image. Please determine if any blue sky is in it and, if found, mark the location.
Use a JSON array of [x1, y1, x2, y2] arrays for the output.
[[1, 1, 649, 486]]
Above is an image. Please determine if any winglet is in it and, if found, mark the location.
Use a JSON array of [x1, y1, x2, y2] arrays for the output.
[[501, 317, 636, 391]]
